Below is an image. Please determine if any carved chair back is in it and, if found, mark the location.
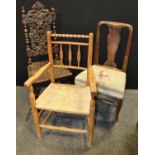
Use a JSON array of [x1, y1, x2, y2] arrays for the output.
[[21, 1, 58, 65], [47, 32, 94, 83], [94, 21, 133, 72]]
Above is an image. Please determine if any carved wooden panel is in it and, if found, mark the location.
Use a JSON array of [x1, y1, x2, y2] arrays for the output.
[[21, 2, 72, 83], [21, 1, 58, 64]]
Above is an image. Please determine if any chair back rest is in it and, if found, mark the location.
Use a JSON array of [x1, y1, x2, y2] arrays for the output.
[[21, 1, 57, 64], [47, 32, 94, 82], [94, 21, 133, 72]]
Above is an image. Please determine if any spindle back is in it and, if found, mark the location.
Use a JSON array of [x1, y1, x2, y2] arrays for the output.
[[47, 32, 94, 82]]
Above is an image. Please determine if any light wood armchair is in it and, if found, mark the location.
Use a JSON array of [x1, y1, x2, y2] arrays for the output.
[[24, 32, 97, 148]]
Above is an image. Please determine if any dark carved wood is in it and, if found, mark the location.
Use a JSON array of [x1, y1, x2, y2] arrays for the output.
[[94, 21, 133, 72], [22, 1, 57, 62], [21, 1, 72, 84], [22, 2, 72, 121]]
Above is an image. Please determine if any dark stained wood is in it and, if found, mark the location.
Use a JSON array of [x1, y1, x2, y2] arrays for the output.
[[94, 21, 133, 123], [94, 21, 133, 72], [115, 99, 123, 122], [21, 1, 72, 84], [105, 26, 121, 67], [22, 2, 57, 60]]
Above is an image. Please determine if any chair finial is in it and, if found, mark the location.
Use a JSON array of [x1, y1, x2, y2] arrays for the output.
[[31, 1, 45, 10]]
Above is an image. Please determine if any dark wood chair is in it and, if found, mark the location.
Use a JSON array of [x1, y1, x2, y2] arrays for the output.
[[75, 21, 133, 122], [24, 32, 97, 148], [21, 1, 72, 84]]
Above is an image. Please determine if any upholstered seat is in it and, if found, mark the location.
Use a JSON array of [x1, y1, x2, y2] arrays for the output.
[[77, 21, 133, 123], [75, 65, 126, 99], [36, 83, 91, 115]]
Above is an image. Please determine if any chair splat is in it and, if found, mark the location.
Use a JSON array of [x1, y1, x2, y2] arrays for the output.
[[68, 44, 72, 65], [105, 26, 122, 67], [60, 44, 63, 65], [77, 45, 81, 67]]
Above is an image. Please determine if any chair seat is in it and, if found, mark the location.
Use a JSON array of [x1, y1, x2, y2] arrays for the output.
[[75, 65, 126, 99], [28, 60, 72, 83], [36, 83, 91, 115]]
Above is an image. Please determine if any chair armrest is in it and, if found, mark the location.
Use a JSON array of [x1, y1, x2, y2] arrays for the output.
[[24, 62, 51, 88], [87, 66, 97, 97]]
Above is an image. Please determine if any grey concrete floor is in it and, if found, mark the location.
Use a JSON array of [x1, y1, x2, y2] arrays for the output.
[[16, 87, 138, 155]]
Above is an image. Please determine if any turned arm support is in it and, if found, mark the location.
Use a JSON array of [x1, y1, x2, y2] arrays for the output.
[[87, 66, 97, 97], [24, 62, 51, 88]]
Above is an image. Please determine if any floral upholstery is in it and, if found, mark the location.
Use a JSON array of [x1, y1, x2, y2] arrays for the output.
[[75, 65, 126, 99]]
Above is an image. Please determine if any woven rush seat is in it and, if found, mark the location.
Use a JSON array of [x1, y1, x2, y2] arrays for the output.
[[75, 65, 126, 99], [24, 32, 96, 148], [36, 83, 91, 115], [28, 60, 72, 83]]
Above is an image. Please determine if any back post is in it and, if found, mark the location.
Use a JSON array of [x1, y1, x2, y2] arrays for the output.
[[47, 31, 55, 83], [87, 33, 94, 67]]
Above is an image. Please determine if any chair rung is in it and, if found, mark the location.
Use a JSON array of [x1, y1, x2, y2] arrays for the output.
[[99, 99, 114, 105], [39, 124, 87, 134], [38, 110, 44, 118], [41, 111, 53, 124]]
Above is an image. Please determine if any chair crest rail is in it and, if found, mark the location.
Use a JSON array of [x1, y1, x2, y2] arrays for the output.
[[50, 33, 89, 38]]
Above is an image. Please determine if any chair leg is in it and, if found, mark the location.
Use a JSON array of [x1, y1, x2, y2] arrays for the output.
[[25, 85, 41, 122], [87, 99, 95, 148], [29, 85, 42, 141], [31, 108, 42, 141], [115, 99, 123, 122]]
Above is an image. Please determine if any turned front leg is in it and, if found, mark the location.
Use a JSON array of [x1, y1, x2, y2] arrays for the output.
[[29, 86, 42, 141], [87, 98, 95, 148]]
